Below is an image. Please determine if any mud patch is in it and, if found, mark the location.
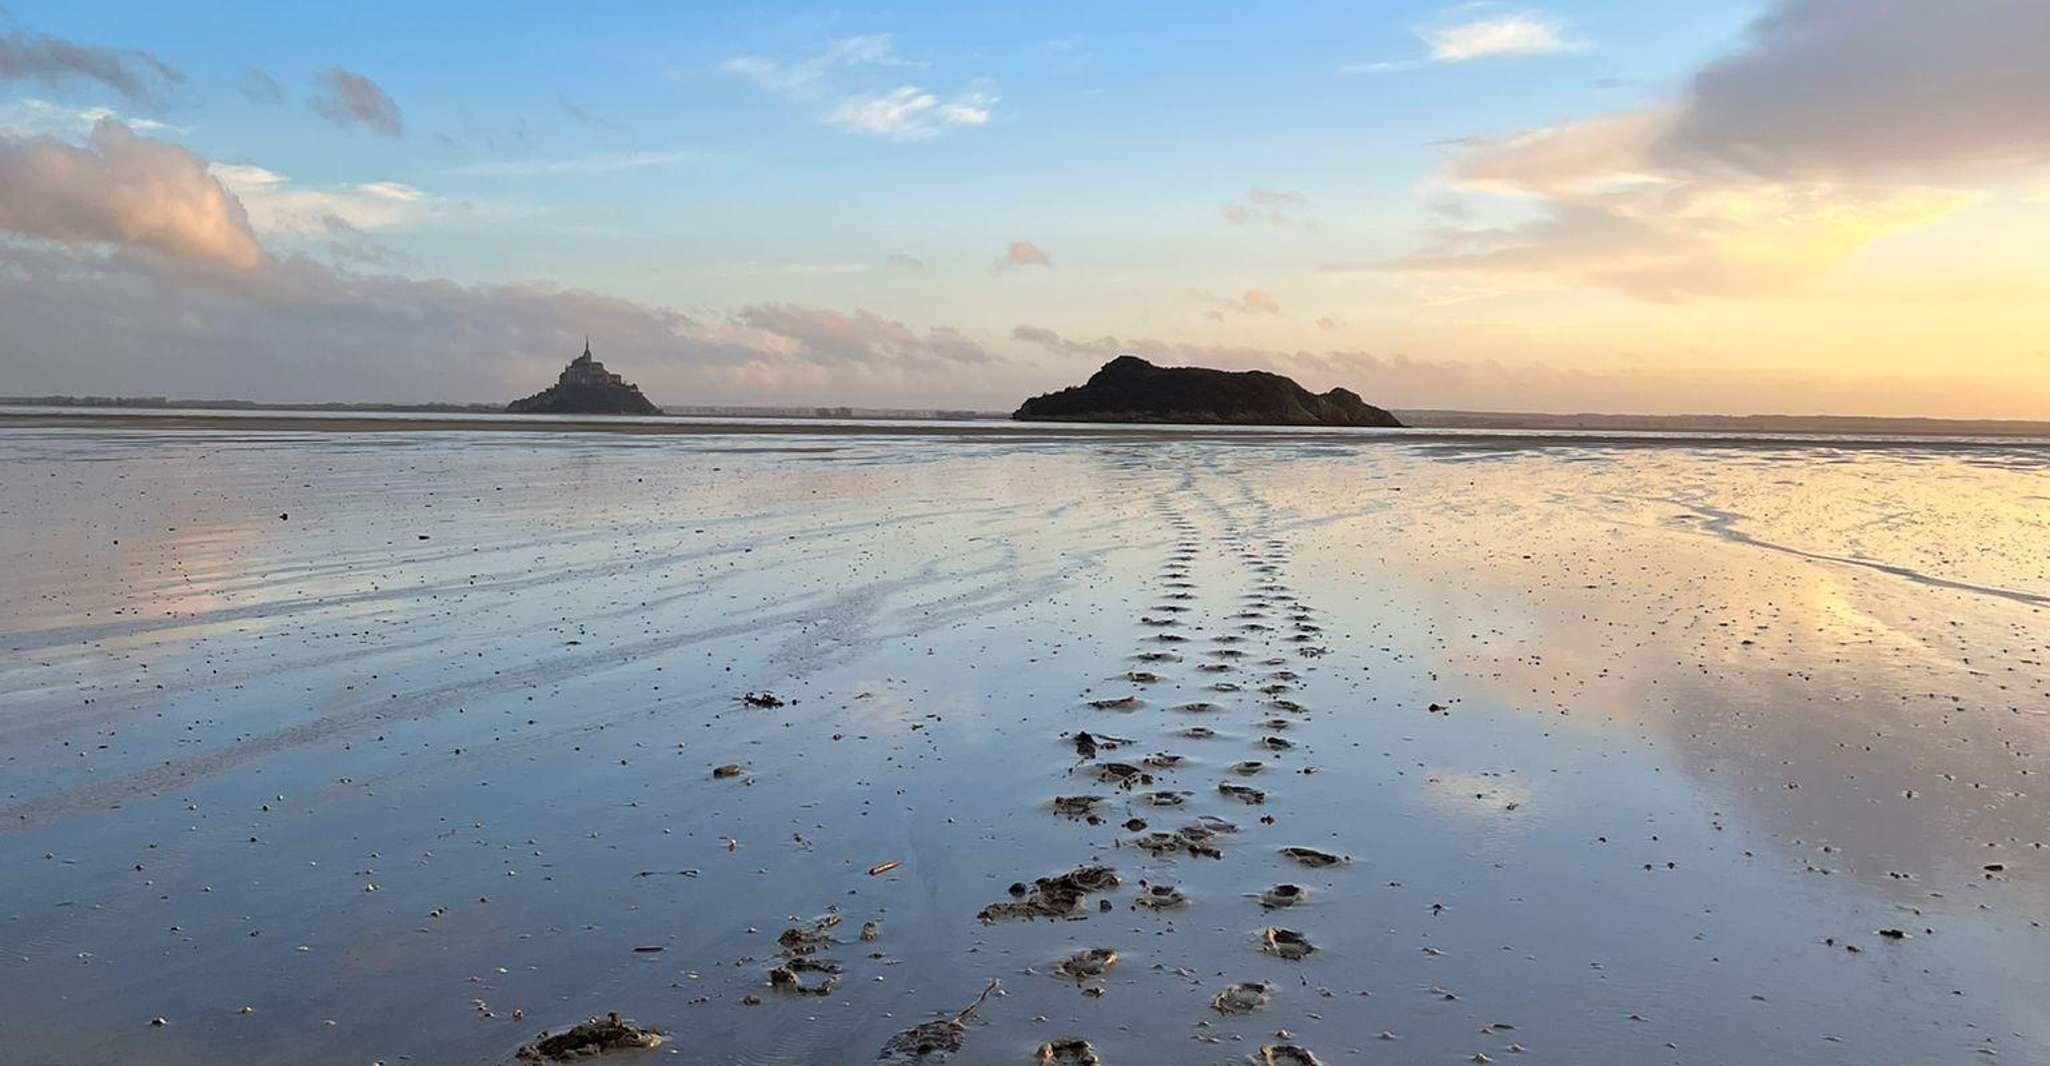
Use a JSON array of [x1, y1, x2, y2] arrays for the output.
[[980, 866, 1122, 922], [1262, 927, 1315, 960], [1218, 782, 1267, 804], [1258, 884, 1306, 909], [1051, 947, 1118, 981], [514, 1014, 662, 1061], [769, 957, 841, 996], [876, 979, 1001, 1062], [1037, 1037, 1103, 1065], [1211, 981, 1272, 1014]]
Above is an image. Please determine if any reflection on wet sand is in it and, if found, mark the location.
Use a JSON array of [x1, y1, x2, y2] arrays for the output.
[[0, 425, 2045, 1064]]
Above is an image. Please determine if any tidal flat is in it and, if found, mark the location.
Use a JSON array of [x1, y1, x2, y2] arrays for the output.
[[2, 419, 2046, 1064]]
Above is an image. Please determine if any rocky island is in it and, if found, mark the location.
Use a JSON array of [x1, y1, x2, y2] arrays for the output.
[[508, 341, 661, 415], [1013, 355, 1402, 427]]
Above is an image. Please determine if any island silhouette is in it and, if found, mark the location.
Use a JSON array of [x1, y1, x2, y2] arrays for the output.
[[1013, 355, 1402, 427]]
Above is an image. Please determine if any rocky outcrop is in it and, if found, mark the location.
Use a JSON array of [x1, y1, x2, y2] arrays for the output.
[[507, 342, 660, 415], [1013, 355, 1401, 427]]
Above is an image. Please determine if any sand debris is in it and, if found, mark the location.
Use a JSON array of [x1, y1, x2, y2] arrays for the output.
[[514, 1013, 662, 1061], [980, 866, 1122, 922], [1053, 795, 1107, 818], [1258, 884, 1306, 909], [1037, 1037, 1103, 1065], [1262, 927, 1316, 960], [1280, 847, 1347, 868], [1133, 820, 1231, 859], [1096, 763, 1150, 789], [777, 914, 841, 956], [1134, 883, 1188, 909], [1211, 981, 1272, 1014], [769, 956, 841, 996], [876, 979, 1001, 1062], [1051, 947, 1118, 981], [1218, 782, 1267, 804]]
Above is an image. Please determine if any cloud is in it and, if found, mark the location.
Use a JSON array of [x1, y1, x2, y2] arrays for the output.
[[317, 214, 412, 270], [725, 303, 993, 368], [558, 96, 622, 131], [1005, 324, 2044, 418], [1223, 187, 1311, 228], [1421, 9, 1586, 61], [722, 33, 907, 102], [0, 30, 182, 107], [0, 119, 264, 270], [998, 240, 1051, 269], [435, 151, 697, 178], [1373, 0, 2047, 299], [884, 252, 926, 270], [1344, 6, 1586, 73], [1661, 0, 2050, 182], [824, 85, 994, 141], [209, 163, 434, 236], [1248, 187, 1306, 206], [726, 35, 992, 141], [242, 69, 283, 105], [0, 123, 1014, 405], [1315, 317, 1342, 331], [0, 97, 182, 138], [0, 241, 1022, 406], [1204, 289, 1282, 319], [311, 67, 403, 137]]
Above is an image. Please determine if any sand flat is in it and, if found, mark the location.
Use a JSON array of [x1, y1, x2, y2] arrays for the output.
[[1, 421, 2046, 1064]]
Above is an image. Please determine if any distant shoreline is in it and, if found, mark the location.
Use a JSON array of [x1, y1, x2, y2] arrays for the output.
[[7, 397, 2047, 438], [6, 408, 2050, 450]]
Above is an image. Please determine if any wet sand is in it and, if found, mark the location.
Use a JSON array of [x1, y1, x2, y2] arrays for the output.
[[2, 421, 2046, 1064]]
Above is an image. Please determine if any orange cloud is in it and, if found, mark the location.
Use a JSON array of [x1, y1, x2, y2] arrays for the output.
[[1000, 240, 1051, 268], [0, 119, 266, 270], [1369, 0, 2049, 300]]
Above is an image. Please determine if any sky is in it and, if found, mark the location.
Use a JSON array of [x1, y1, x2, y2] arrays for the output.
[[2, 0, 2048, 416]]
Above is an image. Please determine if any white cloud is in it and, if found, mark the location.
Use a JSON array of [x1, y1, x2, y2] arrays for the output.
[[1421, 11, 1585, 61], [721, 33, 909, 101], [0, 97, 184, 138], [209, 163, 435, 236], [726, 34, 992, 141], [824, 86, 994, 141], [1344, 6, 1586, 74]]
